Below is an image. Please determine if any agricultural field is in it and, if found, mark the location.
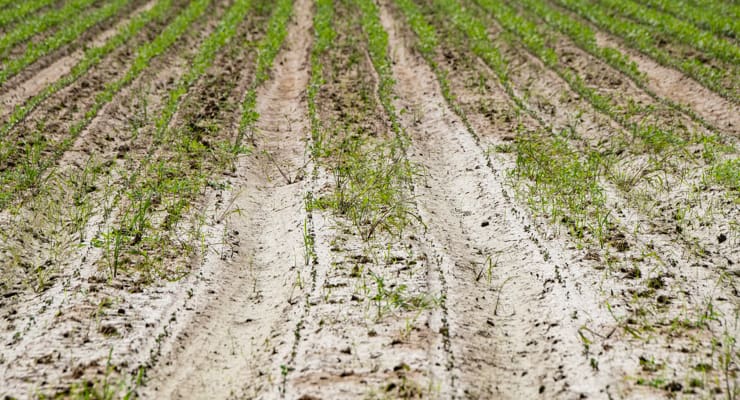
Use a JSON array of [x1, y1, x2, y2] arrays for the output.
[[0, 0, 738, 397]]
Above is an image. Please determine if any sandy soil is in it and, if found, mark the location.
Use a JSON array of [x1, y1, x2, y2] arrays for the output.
[[0, 0, 738, 398]]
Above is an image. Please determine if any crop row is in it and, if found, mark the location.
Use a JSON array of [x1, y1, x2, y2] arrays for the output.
[[90, 0, 233, 277], [0, 0, 206, 210], [511, 0, 714, 132], [97, 0, 294, 277], [639, 0, 739, 40], [0, 0, 55, 28], [473, 0, 738, 242], [407, 0, 613, 245], [236, 0, 294, 148], [476, 0, 671, 139], [0, 0, 130, 87], [595, 0, 740, 66], [398, 7, 738, 385], [552, 0, 739, 103], [345, 0, 416, 240], [411, 0, 738, 252], [306, 0, 334, 154], [0, 0, 97, 59], [0, 0, 175, 138]]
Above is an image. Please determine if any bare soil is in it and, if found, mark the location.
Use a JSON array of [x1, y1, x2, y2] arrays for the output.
[[0, 0, 738, 398]]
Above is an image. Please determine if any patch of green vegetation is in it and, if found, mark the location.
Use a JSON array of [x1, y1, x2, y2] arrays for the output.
[[707, 158, 740, 195], [639, 0, 740, 40], [154, 0, 255, 139], [1, 0, 175, 138], [553, 0, 739, 102], [0, 0, 96, 58], [0, 0, 208, 210], [368, 271, 436, 318], [512, 132, 612, 246], [596, 0, 740, 66], [97, 0, 256, 278], [311, 135, 420, 240], [305, 0, 418, 241], [306, 0, 335, 154], [0, 0, 55, 28], [0, 0, 129, 86]]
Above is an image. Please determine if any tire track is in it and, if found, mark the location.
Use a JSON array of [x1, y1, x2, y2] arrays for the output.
[[397, 1, 739, 396], [380, 1, 619, 398], [142, 0, 312, 397]]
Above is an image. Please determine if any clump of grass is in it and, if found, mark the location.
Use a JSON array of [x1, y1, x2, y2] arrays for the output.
[[707, 158, 740, 194], [631, 123, 686, 155], [512, 132, 612, 246], [312, 133, 419, 240]]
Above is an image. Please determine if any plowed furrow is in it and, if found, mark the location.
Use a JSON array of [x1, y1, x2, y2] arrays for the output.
[[0, 0, 174, 129], [282, 0, 451, 397], [142, 0, 311, 397], [592, 30, 740, 136], [0, 2, 227, 396], [380, 2, 615, 397]]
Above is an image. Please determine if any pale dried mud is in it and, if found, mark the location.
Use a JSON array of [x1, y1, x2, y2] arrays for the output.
[[0, 0, 738, 398]]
